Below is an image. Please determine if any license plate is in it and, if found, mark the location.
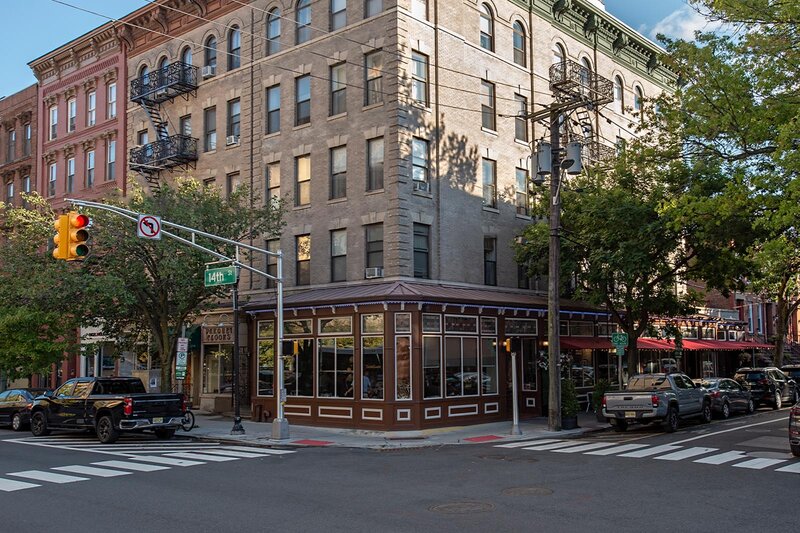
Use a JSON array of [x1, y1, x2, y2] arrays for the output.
[[625, 411, 636, 419], [152, 417, 163, 424]]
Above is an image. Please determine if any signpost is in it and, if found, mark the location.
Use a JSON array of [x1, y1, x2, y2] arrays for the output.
[[176, 337, 188, 381], [137, 214, 162, 239], [611, 332, 629, 390], [204, 265, 237, 287]]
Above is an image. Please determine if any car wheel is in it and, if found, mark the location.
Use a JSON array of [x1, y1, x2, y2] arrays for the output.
[[773, 390, 782, 410], [30, 412, 50, 437], [11, 413, 24, 431], [664, 406, 679, 433], [154, 428, 175, 440], [613, 420, 628, 433], [792, 444, 800, 458], [794, 389, 799, 405], [701, 401, 712, 424], [746, 399, 755, 414], [720, 401, 730, 420], [96, 415, 119, 444]]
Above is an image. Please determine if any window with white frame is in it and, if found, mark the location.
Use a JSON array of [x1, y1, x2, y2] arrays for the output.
[[329, 146, 347, 200], [361, 314, 384, 399], [257, 320, 275, 396], [396, 336, 412, 400], [68, 98, 77, 132], [318, 337, 354, 398], [479, 4, 494, 51], [634, 86, 644, 117], [411, 0, 427, 19], [365, 51, 383, 105], [330, 63, 347, 116], [411, 51, 428, 106], [512, 21, 526, 67], [481, 337, 498, 394], [481, 80, 496, 130], [295, 154, 310, 206], [423, 336, 442, 398], [445, 337, 479, 397], [86, 150, 95, 187], [482, 158, 496, 208], [286, 338, 314, 396], [67, 157, 75, 193], [411, 137, 429, 190], [49, 105, 58, 140], [87, 92, 96, 127], [48, 163, 56, 197], [106, 140, 115, 180], [107, 83, 117, 119], [516, 167, 529, 216], [614, 75, 624, 113], [515, 94, 528, 142]]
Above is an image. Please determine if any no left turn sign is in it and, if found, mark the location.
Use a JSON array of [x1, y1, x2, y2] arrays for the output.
[[137, 214, 162, 239]]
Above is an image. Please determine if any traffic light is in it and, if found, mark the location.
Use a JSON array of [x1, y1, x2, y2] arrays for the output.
[[502, 337, 522, 353], [52, 211, 90, 261]]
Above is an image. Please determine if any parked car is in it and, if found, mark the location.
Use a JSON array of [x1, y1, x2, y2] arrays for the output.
[[694, 378, 754, 419], [781, 364, 800, 382], [790, 402, 800, 457], [602, 373, 712, 433], [0, 388, 49, 431], [29, 377, 185, 443], [733, 367, 798, 409]]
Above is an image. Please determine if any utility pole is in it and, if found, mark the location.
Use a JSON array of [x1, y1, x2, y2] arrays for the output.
[[524, 59, 613, 432]]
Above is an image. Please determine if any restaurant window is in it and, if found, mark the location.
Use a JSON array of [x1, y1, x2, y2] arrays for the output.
[[413, 223, 430, 278], [521, 337, 538, 391], [365, 51, 383, 105], [203, 345, 233, 394], [285, 338, 314, 397], [295, 154, 311, 206], [257, 321, 275, 396], [445, 337, 479, 397], [330, 63, 347, 116], [569, 321, 594, 336], [396, 336, 412, 400], [318, 337, 355, 397], [296, 234, 310, 285], [484, 236, 497, 286], [481, 337, 498, 394], [423, 336, 442, 398], [482, 158, 496, 208], [367, 137, 384, 191], [362, 314, 384, 400], [329, 146, 347, 199], [320, 317, 352, 334], [285, 319, 313, 335], [330, 229, 347, 282]]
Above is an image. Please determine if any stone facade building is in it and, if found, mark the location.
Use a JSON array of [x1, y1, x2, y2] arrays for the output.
[[0, 84, 38, 209]]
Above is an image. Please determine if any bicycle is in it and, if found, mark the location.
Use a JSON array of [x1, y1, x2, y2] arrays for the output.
[[181, 409, 195, 432]]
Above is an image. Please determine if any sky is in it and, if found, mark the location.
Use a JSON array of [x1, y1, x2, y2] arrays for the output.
[[0, 0, 707, 98]]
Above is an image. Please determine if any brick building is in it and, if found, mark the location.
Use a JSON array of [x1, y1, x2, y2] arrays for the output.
[[0, 84, 37, 208]]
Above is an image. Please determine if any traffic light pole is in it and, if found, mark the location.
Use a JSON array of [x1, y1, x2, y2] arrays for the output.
[[547, 109, 563, 433], [65, 198, 290, 440]]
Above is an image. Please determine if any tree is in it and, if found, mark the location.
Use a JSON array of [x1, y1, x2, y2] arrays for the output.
[[83, 178, 285, 392], [0, 194, 89, 381]]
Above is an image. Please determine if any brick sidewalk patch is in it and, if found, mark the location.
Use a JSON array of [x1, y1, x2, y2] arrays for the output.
[[463, 435, 503, 443], [292, 439, 334, 446]]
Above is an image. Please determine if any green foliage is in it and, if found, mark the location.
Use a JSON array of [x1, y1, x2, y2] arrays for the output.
[[561, 378, 580, 418], [592, 379, 612, 412]]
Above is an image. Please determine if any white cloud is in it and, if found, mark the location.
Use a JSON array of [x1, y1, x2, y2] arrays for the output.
[[650, 6, 723, 41]]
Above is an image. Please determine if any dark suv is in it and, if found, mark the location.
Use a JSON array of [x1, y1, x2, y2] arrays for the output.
[[734, 367, 798, 409], [781, 364, 800, 382]]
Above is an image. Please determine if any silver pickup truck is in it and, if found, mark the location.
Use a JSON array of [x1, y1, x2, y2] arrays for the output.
[[602, 373, 712, 433]]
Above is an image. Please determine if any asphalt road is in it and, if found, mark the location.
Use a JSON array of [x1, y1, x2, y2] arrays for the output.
[[0, 407, 795, 533]]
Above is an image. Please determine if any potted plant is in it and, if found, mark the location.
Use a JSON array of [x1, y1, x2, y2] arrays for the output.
[[561, 378, 580, 430], [592, 379, 612, 422]]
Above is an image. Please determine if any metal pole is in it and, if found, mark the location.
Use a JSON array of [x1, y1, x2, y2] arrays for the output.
[[548, 109, 562, 432], [231, 265, 245, 435], [272, 251, 290, 440], [510, 351, 522, 435]]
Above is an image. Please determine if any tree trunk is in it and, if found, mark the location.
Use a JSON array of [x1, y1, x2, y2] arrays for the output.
[[775, 297, 789, 368]]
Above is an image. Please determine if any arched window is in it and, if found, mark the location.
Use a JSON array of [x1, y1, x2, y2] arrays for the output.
[[205, 36, 217, 69], [512, 21, 526, 67], [614, 75, 624, 113], [139, 64, 150, 86], [181, 47, 192, 66], [158, 56, 169, 71], [296, 0, 312, 44], [553, 43, 565, 64], [634, 86, 644, 117], [267, 9, 281, 55], [228, 26, 241, 70], [580, 57, 592, 90], [479, 4, 494, 51]]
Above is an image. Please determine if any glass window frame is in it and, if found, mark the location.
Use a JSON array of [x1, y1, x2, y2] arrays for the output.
[[395, 335, 412, 400], [366, 137, 384, 191], [364, 51, 383, 106], [295, 154, 311, 206], [295, 74, 311, 126], [266, 84, 281, 134], [296, 234, 311, 287], [330, 228, 347, 282], [481, 80, 496, 130]]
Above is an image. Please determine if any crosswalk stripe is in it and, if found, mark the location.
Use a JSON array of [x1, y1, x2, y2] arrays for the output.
[[218, 446, 296, 455], [0, 478, 40, 492], [584, 443, 648, 456], [618, 445, 681, 458], [198, 449, 269, 459], [53, 465, 132, 477], [128, 455, 204, 467], [775, 462, 800, 474], [496, 439, 563, 448], [165, 452, 239, 462], [694, 451, 748, 465], [8, 470, 89, 483], [522, 441, 588, 451], [552, 442, 618, 454], [732, 458, 788, 470], [654, 447, 718, 461], [92, 460, 170, 472]]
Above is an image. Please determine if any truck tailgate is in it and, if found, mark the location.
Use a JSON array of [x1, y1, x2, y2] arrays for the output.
[[605, 393, 653, 411], [128, 394, 183, 417]]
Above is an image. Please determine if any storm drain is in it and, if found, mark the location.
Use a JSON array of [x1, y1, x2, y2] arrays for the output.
[[428, 502, 495, 514], [501, 486, 553, 497]]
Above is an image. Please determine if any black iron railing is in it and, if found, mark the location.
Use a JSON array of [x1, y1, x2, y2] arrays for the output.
[[130, 62, 198, 104], [129, 134, 198, 172], [549, 59, 613, 105]]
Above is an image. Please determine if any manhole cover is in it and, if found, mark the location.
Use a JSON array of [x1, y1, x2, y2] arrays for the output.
[[502, 486, 553, 496], [429, 502, 495, 514], [476, 454, 538, 463]]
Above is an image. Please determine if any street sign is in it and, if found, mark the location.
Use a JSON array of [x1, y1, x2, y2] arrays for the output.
[[204, 266, 237, 287], [611, 332, 629, 347], [616, 346, 624, 356], [137, 214, 162, 239], [176, 336, 189, 381]]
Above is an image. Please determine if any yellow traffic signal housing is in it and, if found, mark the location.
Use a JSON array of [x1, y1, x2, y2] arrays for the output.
[[52, 214, 69, 260], [66, 211, 90, 260]]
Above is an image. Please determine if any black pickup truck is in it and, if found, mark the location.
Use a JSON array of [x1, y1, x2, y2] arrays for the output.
[[29, 377, 185, 444]]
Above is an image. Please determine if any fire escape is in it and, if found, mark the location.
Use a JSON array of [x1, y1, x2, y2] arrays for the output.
[[129, 62, 199, 191]]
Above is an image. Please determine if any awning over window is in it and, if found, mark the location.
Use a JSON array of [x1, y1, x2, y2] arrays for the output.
[[560, 337, 613, 350], [637, 338, 678, 351]]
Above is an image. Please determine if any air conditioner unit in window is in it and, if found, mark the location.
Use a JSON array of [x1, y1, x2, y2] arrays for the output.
[[365, 267, 384, 279], [226, 135, 240, 146], [413, 181, 430, 192], [201, 65, 216, 79]]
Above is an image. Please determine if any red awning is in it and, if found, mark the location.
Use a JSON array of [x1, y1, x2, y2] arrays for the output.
[[682, 339, 773, 351], [560, 337, 613, 350], [637, 338, 678, 350]]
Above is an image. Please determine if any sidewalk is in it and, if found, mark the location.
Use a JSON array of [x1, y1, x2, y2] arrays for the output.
[[185, 410, 611, 449]]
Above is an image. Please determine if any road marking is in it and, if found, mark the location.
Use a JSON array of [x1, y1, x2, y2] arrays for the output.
[[618, 445, 681, 458], [671, 417, 786, 445], [7, 470, 89, 484], [128, 455, 204, 467], [522, 441, 588, 451], [198, 449, 269, 459], [693, 451, 748, 465], [654, 447, 717, 461], [584, 444, 649, 456], [552, 442, 618, 454], [92, 460, 169, 472], [775, 462, 800, 474], [496, 439, 563, 448], [0, 478, 40, 492], [53, 465, 131, 477], [165, 452, 239, 462], [219, 446, 296, 455], [732, 458, 788, 470]]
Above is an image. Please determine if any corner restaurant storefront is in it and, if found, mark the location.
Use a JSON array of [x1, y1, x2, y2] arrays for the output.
[[244, 281, 612, 431]]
